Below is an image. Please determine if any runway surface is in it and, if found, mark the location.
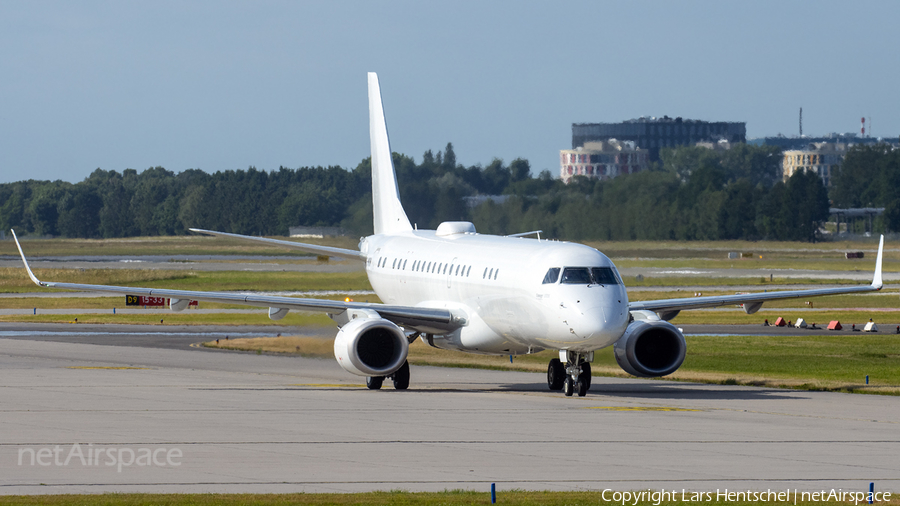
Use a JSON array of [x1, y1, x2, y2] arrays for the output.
[[0, 323, 898, 495]]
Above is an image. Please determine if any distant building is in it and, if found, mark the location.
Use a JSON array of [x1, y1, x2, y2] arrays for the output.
[[559, 140, 649, 184], [752, 133, 894, 151], [572, 117, 746, 161], [462, 195, 511, 208], [695, 139, 734, 151], [782, 143, 846, 187]]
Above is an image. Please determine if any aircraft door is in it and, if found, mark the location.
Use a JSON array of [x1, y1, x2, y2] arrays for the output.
[[447, 256, 457, 289]]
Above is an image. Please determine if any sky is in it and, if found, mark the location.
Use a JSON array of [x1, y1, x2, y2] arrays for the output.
[[1, 0, 898, 184]]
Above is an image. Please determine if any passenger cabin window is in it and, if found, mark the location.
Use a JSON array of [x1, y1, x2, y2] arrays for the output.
[[560, 267, 591, 284], [542, 268, 560, 284]]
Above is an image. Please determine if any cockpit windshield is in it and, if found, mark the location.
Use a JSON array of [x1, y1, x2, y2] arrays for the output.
[[552, 266, 621, 285], [591, 267, 620, 285], [542, 267, 560, 284], [560, 267, 592, 284]]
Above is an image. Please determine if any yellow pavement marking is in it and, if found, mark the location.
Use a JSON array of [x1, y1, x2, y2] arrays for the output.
[[67, 366, 150, 370], [586, 406, 702, 412]]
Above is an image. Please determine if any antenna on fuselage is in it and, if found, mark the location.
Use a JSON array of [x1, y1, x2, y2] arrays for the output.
[[368, 73, 413, 235]]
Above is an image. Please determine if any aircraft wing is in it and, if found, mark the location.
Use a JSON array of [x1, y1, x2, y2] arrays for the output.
[[11, 230, 458, 334], [189, 228, 364, 261], [629, 235, 884, 316]]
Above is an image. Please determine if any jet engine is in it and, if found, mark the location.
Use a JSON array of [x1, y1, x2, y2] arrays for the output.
[[333, 317, 409, 377], [613, 320, 686, 377]]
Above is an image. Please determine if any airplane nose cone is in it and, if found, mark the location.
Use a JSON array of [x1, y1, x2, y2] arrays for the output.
[[569, 301, 628, 341]]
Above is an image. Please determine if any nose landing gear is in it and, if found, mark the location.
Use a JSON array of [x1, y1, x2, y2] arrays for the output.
[[548, 352, 592, 397]]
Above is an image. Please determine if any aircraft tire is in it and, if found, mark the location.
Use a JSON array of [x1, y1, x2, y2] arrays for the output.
[[547, 359, 565, 390], [392, 361, 410, 390], [581, 362, 591, 390], [564, 376, 574, 397], [576, 377, 587, 397], [366, 376, 384, 390]]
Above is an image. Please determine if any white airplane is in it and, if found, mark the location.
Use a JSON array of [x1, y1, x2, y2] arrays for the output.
[[12, 73, 885, 396]]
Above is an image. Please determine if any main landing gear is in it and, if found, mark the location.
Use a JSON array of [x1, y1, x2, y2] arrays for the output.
[[366, 360, 410, 390], [547, 352, 592, 397]]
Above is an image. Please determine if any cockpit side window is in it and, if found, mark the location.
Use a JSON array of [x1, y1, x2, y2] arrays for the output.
[[560, 267, 591, 284], [591, 267, 620, 285], [542, 267, 560, 284]]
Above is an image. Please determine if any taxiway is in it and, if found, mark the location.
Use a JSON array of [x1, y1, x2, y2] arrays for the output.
[[0, 323, 897, 494]]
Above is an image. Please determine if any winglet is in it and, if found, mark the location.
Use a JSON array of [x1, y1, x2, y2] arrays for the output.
[[11, 230, 45, 287], [872, 234, 884, 290]]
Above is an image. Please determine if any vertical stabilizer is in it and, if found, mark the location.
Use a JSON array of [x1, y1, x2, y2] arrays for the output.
[[368, 73, 413, 235]]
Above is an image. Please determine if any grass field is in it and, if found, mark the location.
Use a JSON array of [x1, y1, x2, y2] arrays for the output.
[[0, 234, 360, 257], [1, 491, 891, 506], [0, 267, 373, 294]]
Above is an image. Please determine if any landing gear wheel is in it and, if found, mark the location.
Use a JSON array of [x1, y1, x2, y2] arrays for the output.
[[366, 376, 384, 390], [547, 358, 565, 391], [575, 376, 587, 397], [580, 362, 591, 391], [563, 376, 574, 397], [391, 360, 410, 390]]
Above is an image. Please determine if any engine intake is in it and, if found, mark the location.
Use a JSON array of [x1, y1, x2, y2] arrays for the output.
[[614, 320, 686, 377], [333, 317, 408, 377]]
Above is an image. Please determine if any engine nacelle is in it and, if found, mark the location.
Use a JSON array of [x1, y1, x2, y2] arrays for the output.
[[613, 320, 686, 377], [333, 317, 408, 377]]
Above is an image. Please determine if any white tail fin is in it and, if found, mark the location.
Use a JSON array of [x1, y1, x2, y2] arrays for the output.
[[368, 72, 412, 235]]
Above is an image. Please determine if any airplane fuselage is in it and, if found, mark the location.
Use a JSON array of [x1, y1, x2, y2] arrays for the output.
[[361, 228, 630, 355]]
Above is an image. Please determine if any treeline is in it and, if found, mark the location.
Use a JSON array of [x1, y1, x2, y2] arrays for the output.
[[829, 144, 900, 231], [2, 142, 892, 242], [475, 144, 830, 242], [0, 166, 368, 238]]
